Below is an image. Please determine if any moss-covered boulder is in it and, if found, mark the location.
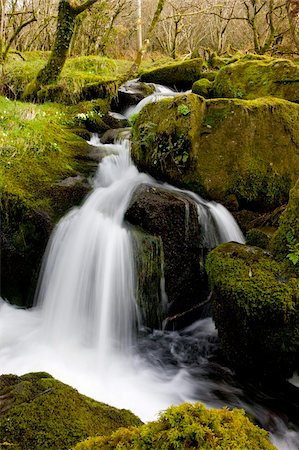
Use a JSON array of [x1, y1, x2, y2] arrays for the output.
[[0, 372, 141, 450], [213, 58, 299, 103], [206, 243, 299, 379], [245, 227, 274, 250], [192, 78, 213, 98], [271, 179, 299, 269], [73, 402, 275, 450], [131, 94, 299, 210], [139, 58, 203, 89]]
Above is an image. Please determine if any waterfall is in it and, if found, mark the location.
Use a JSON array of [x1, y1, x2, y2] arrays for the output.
[[0, 89, 297, 448]]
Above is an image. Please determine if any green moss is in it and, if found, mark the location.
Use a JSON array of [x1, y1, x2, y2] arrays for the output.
[[214, 58, 299, 103], [132, 230, 164, 329], [271, 179, 299, 271], [245, 228, 272, 249], [2, 53, 130, 103], [206, 243, 299, 379], [192, 78, 213, 98], [0, 373, 141, 450], [0, 96, 91, 211], [132, 94, 299, 209], [139, 58, 203, 88], [132, 94, 205, 191], [73, 402, 275, 450]]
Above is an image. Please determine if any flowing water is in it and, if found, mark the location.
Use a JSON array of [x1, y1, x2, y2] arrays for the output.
[[1, 91, 298, 449]]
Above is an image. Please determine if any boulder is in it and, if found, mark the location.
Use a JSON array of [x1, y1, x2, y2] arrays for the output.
[[139, 58, 203, 89], [206, 242, 299, 380], [100, 128, 131, 144], [213, 58, 299, 103], [125, 184, 207, 326], [131, 94, 299, 210], [103, 112, 130, 129], [0, 372, 141, 450], [192, 78, 213, 98], [111, 80, 155, 113]]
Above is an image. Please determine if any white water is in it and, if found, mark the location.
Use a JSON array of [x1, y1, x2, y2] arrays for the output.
[[0, 135, 298, 448]]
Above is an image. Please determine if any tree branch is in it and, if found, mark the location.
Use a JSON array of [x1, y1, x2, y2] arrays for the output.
[[73, 0, 99, 15]]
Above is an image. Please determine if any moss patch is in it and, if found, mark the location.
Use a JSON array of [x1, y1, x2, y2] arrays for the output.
[[73, 402, 275, 450], [1, 53, 131, 103], [271, 179, 299, 272], [0, 373, 141, 450], [139, 58, 203, 89], [206, 243, 299, 379], [192, 78, 213, 98], [213, 58, 299, 103]]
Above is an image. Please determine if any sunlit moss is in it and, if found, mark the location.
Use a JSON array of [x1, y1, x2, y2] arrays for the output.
[[0, 373, 141, 450], [73, 402, 275, 450]]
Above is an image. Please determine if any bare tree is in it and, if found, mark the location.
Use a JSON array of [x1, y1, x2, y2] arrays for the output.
[[287, 0, 299, 50], [0, 0, 37, 65]]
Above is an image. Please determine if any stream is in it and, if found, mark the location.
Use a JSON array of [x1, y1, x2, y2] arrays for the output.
[[0, 84, 298, 449]]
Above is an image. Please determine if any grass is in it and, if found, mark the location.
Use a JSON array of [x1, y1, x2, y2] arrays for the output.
[[0, 96, 89, 210]]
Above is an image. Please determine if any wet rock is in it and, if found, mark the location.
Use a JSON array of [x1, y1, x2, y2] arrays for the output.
[[125, 184, 208, 326], [111, 80, 155, 113], [103, 111, 130, 129], [100, 128, 131, 144]]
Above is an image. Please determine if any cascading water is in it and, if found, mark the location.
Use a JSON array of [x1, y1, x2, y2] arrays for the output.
[[0, 87, 298, 449]]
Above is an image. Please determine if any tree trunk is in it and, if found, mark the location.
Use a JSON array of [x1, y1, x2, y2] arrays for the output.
[[287, 0, 299, 51], [35, 0, 99, 87], [36, 1, 76, 85]]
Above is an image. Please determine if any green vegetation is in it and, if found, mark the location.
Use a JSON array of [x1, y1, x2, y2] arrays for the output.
[[2, 53, 131, 103], [73, 402, 275, 450], [245, 228, 272, 250], [192, 78, 213, 98], [132, 94, 299, 209], [271, 179, 299, 271], [0, 373, 141, 450], [206, 243, 299, 379], [214, 57, 299, 103], [139, 58, 203, 88], [0, 96, 89, 210]]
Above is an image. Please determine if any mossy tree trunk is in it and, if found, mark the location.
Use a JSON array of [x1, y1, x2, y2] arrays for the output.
[[35, 0, 99, 87]]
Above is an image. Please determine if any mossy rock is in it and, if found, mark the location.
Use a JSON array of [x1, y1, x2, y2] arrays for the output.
[[139, 58, 203, 89], [206, 242, 299, 379], [213, 58, 299, 103], [0, 373, 141, 450], [245, 228, 273, 249], [192, 78, 213, 98], [131, 94, 299, 210], [271, 178, 299, 271], [73, 402, 275, 450]]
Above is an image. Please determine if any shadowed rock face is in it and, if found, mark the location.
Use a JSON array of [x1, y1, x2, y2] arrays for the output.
[[125, 184, 208, 327]]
